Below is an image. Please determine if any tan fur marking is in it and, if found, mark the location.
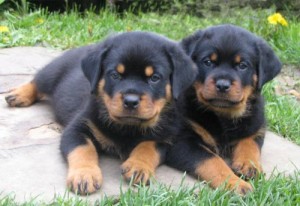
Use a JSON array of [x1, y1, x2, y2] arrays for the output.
[[103, 92, 123, 117], [99, 80, 124, 120], [231, 128, 265, 178], [210, 85, 254, 118], [100, 77, 123, 120], [5, 81, 42, 107], [195, 156, 252, 195], [252, 74, 258, 87], [99, 77, 166, 127], [68, 139, 99, 170], [145, 66, 154, 77], [194, 80, 255, 118], [165, 84, 172, 101], [103, 91, 164, 127], [138, 95, 166, 127], [121, 141, 160, 184], [86, 120, 116, 151], [234, 55, 241, 64], [228, 80, 244, 102], [148, 98, 167, 127], [67, 139, 102, 195], [232, 138, 261, 168], [98, 79, 105, 93], [117, 64, 125, 74], [210, 53, 218, 61], [189, 120, 217, 149]]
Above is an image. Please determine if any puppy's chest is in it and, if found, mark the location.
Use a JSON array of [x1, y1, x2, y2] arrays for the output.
[[210, 120, 247, 143], [190, 114, 251, 154], [91, 124, 169, 160]]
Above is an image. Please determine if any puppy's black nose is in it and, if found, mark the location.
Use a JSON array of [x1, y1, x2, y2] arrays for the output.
[[123, 94, 140, 109], [216, 79, 231, 93]]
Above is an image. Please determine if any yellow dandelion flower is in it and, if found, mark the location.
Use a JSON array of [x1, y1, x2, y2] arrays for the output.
[[267, 13, 288, 26], [0, 26, 9, 33], [88, 25, 93, 34], [3, 37, 9, 43], [268, 14, 278, 25], [126, 26, 132, 32], [36, 18, 44, 24], [278, 17, 288, 26]]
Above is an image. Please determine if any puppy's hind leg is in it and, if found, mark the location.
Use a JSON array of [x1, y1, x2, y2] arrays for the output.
[[5, 81, 42, 107]]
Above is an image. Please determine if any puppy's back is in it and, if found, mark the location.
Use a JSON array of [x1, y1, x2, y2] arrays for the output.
[[34, 45, 93, 124]]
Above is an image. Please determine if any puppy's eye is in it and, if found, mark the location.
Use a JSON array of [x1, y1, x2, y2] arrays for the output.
[[111, 72, 122, 80], [203, 59, 213, 67], [149, 74, 161, 83], [238, 62, 248, 70]]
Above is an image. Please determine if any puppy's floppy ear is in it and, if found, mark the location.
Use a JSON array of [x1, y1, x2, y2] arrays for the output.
[[256, 39, 282, 89], [81, 44, 109, 94], [180, 30, 204, 57], [166, 45, 197, 100]]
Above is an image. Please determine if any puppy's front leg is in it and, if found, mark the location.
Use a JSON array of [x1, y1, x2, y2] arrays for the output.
[[60, 122, 102, 195], [121, 141, 166, 185], [195, 155, 253, 195], [166, 139, 252, 195], [231, 130, 264, 179]]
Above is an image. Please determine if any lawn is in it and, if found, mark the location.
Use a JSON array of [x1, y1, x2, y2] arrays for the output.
[[0, 3, 300, 205], [1, 173, 300, 205]]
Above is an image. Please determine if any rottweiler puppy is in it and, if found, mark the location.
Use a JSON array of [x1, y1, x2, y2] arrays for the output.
[[5, 32, 196, 195], [166, 25, 282, 195]]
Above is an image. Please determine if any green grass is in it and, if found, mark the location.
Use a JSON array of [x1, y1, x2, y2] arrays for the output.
[[263, 81, 300, 144], [1, 173, 300, 205], [0, 7, 299, 64]]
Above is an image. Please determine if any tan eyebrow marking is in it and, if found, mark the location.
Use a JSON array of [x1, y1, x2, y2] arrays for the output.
[[116, 64, 125, 74], [145, 66, 154, 77], [234, 55, 241, 64], [210, 53, 218, 61]]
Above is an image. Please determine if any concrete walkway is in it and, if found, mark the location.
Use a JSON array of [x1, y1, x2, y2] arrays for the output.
[[1, 47, 300, 202]]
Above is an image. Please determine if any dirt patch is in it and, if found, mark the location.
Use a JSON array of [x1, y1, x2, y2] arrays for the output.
[[275, 64, 300, 101]]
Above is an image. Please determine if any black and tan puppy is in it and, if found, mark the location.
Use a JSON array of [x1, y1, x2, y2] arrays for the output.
[[166, 25, 282, 195], [5, 32, 196, 195]]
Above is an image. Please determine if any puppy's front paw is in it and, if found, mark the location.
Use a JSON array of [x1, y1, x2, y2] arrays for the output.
[[232, 159, 262, 179], [67, 166, 102, 195], [232, 137, 263, 179], [227, 178, 253, 195], [121, 159, 154, 185]]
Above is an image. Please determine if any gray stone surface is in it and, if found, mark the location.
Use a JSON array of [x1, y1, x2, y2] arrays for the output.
[[1, 47, 300, 202]]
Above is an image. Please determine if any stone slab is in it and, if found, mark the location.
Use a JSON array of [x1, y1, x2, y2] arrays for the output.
[[0, 47, 60, 75], [1, 47, 300, 202]]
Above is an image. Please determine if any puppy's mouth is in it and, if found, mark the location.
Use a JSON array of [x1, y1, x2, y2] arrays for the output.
[[206, 98, 241, 108], [115, 116, 149, 124], [198, 91, 242, 108], [112, 113, 158, 126]]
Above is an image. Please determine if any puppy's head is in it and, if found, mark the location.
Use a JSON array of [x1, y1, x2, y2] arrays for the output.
[[181, 24, 282, 118], [82, 32, 196, 127]]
